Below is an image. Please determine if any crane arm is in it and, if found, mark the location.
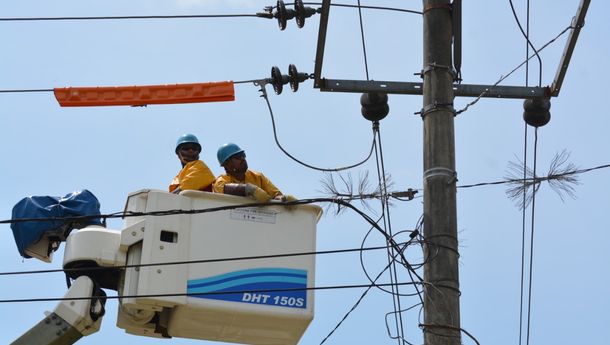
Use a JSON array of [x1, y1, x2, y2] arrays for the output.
[[11, 276, 105, 345]]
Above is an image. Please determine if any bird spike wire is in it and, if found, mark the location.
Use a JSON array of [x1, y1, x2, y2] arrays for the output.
[[505, 150, 580, 210], [320, 171, 395, 214]]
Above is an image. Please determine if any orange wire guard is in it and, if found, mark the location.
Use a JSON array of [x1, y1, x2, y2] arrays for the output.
[[54, 81, 235, 107]]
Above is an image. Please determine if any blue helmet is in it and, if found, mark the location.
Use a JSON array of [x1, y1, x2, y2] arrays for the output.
[[175, 133, 201, 153], [217, 143, 245, 166]]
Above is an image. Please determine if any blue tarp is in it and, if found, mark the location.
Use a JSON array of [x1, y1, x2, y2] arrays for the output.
[[11, 190, 103, 258]]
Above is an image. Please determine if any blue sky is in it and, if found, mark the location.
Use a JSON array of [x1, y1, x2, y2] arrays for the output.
[[1, 1, 609, 344]]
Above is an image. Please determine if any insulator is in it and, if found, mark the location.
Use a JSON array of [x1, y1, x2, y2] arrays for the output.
[[270, 66, 290, 95], [360, 92, 389, 122], [523, 98, 551, 127], [294, 0, 318, 28], [288, 64, 309, 92], [275, 0, 296, 31]]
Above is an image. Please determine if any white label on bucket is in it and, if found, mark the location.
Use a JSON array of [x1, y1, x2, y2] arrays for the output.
[[230, 208, 277, 224]]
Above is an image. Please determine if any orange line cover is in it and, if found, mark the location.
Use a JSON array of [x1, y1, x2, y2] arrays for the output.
[[54, 81, 235, 107]]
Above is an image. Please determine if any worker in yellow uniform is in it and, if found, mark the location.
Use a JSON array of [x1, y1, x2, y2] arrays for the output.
[[213, 143, 295, 203], [169, 133, 215, 194]]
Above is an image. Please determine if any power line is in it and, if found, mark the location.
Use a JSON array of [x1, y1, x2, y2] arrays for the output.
[[3, 197, 413, 268], [320, 241, 413, 344], [325, 3, 422, 15], [257, 82, 376, 172], [525, 128, 540, 345], [0, 281, 422, 304], [0, 88, 54, 93], [455, 24, 572, 116], [508, 0, 542, 87], [3, 160, 608, 227], [0, 242, 407, 277], [0, 3, 421, 23], [357, 0, 370, 81], [0, 78, 268, 94], [456, 162, 610, 189], [0, 13, 259, 22]]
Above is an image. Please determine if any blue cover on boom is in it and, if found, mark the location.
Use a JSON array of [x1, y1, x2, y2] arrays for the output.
[[10, 190, 103, 258]]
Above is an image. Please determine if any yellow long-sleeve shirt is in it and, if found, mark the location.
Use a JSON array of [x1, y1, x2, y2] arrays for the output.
[[169, 160, 215, 193], [213, 170, 282, 198]]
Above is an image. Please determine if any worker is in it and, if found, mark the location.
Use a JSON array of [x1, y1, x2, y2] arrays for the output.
[[214, 143, 295, 203], [169, 133, 216, 194]]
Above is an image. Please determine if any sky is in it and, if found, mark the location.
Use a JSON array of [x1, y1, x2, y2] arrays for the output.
[[1, 1, 609, 344]]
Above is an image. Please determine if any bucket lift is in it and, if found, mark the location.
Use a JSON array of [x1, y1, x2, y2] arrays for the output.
[[10, 189, 322, 345]]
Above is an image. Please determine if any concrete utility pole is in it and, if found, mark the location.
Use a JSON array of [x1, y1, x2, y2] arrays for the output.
[[313, 1, 588, 344], [421, 1, 461, 344]]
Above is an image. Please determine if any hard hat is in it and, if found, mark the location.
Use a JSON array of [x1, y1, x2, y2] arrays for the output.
[[217, 143, 245, 165], [175, 133, 201, 153]]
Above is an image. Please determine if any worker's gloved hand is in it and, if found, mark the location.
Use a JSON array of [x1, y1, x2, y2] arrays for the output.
[[273, 194, 287, 202], [273, 194, 297, 202], [245, 183, 272, 203], [284, 195, 297, 202]]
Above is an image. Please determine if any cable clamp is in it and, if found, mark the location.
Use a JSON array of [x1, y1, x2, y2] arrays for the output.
[[423, 167, 457, 184], [416, 63, 457, 79], [415, 102, 456, 117]]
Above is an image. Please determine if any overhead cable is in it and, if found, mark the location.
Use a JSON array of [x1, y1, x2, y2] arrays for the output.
[[320, 242, 411, 345], [508, 0, 542, 87], [2, 197, 412, 266], [456, 162, 610, 189], [0, 242, 407, 277], [0, 78, 272, 94], [524, 128, 540, 345], [0, 13, 259, 22], [0, 281, 422, 304], [455, 24, 572, 116], [0, 3, 421, 22], [257, 82, 376, 172]]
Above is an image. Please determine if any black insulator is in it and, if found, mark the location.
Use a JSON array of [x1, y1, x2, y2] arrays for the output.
[[294, 0, 318, 28], [271, 66, 290, 95], [360, 92, 389, 122], [275, 0, 296, 30], [288, 64, 309, 92], [523, 98, 551, 127]]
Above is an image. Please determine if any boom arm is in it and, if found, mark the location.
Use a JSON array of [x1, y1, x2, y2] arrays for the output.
[[11, 276, 105, 345]]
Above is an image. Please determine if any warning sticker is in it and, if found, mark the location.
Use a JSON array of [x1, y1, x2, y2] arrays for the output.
[[230, 208, 277, 224]]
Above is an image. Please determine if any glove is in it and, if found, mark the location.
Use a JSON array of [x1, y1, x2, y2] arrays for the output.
[[272, 194, 297, 202], [245, 183, 272, 203]]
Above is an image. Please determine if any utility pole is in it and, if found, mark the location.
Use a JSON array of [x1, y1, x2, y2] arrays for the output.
[[313, 1, 589, 344], [421, 1, 461, 344]]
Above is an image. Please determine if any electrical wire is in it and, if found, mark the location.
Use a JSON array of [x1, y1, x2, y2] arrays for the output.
[[0, 13, 259, 22], [319, 242, 411, 345], [455, 24, 572, 116], [3, 197, 410, 263], [357, 0, 370, 81], [519, 118, 529, 345], [525, 128, 540, 345], [0, 78, 273, 94], [519, 1, 532, 343], [257, 82, 375, 172], [455, 163, 610, 190], [326, 3, 422, 15], [359, 228, 424, 297], [373, 123, 406, 343], [384, 303, 422, 345], [419, 324, 481, 345], [508, 0, 542, 87], [0, 281, 422, 304], [0, 3, 422, 22], [0, 88, 54, 93], [0, 242, 404, 277]]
